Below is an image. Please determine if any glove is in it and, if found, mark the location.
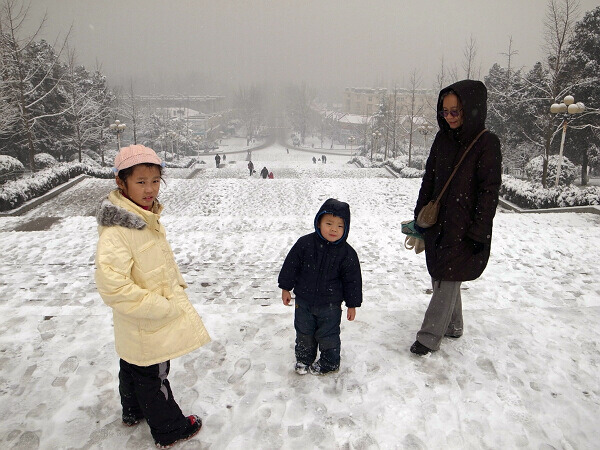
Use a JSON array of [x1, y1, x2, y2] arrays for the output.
[[465, 237, 487, 255], [414, 223, 427, 235]]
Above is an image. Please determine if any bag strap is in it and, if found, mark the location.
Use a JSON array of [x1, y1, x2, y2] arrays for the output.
[[433, 128, 488, 204]]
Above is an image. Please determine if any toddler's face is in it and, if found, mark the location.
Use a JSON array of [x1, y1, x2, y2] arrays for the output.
[[116, 164, 161, 208], [318, 214, 345, 243]]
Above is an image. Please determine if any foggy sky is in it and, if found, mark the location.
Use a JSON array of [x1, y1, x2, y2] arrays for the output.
[[20, 0, 600, 96]]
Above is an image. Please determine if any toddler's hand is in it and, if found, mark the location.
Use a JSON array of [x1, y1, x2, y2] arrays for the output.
[[347, 307, 356, 321], [282, 290, 292, 306]]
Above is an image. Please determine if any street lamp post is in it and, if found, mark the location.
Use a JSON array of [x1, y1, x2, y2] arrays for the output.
[[550, 95, 585, 187], [168, 131, 178, 160], [348, 136, 356, 156], [109, 119, 126, 151], [371, 130, 381, 161]]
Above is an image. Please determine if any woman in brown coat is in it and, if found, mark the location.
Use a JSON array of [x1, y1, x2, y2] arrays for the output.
[[411, 79, 502, 355]]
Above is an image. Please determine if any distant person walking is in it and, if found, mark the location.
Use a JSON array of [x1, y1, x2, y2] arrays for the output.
[[260, 166, 269, 179], [312, 156, 317, 164], [322, 155, 327, 164], [215, 154, 221, 168], [248, 161, 254, 176], [268, 171, 274, 179]]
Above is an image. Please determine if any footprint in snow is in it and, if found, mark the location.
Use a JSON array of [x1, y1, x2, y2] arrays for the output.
[[227, 358, 251, 384]]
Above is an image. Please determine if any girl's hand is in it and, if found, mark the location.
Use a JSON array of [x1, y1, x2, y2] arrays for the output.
[[347, 307, 356, 321], [282, 290, 292, 306]]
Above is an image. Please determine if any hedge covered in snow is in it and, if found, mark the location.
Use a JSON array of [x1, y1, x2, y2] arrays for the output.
[[352, 156, 425, 178], [500, 175, 600, 209], [0, 155, 25, 176], [33, 153, 57, 169], [525, 155, 577, 187], [0, 162, 113, 212]]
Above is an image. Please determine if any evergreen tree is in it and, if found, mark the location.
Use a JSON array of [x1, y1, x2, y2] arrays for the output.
[[562, 6, 600, 184]]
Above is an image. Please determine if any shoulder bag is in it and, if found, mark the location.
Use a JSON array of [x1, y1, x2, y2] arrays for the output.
[[416, 128, 488, 228]]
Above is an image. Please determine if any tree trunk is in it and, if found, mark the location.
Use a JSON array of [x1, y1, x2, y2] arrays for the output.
[[581, 146, 588, 186], [542, 117, 554, 188]]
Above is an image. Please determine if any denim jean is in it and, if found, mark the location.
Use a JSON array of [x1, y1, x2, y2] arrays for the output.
[[294, 301, 342, 372]]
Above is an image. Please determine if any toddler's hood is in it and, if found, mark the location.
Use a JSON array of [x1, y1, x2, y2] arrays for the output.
[[314, 198, 351, 244]]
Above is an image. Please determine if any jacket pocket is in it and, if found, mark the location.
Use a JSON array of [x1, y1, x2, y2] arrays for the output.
[[135, 240, 165, 274]]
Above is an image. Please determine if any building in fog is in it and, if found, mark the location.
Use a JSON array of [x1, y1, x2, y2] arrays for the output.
[[344, 88, 387, 115], [138, 95, 230, 142], [344, 87, 437, 119]]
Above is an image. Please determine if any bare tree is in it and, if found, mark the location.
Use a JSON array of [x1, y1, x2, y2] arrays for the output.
[[235, 84, 265, 144], [462, 35, 478, 79], [500, 36, 519, 86], [64, 48, 107, 163], [286, 83, 315, 144], [124, 79, 140, 145], [539, 0, 580, 186], [404, 69, 424, 167]]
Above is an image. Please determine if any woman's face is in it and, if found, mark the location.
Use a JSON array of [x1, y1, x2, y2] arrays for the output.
[[442, 93, 464, 129]]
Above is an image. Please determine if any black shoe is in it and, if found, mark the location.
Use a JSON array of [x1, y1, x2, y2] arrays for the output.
[[410, 340, 433, 355], [309, 360, 339, 375], [122, 413, 144, 427], [444, 333, 462, 339], [155, 415, 202, 448]]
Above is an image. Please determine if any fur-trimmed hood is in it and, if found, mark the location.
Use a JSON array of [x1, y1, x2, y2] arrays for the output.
[[96, 189, 162, 230]]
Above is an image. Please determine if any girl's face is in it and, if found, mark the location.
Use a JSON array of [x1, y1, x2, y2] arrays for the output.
[[441, 93, 464, 129], [116, 164, 161, 208], [318, 213, 345, 242]]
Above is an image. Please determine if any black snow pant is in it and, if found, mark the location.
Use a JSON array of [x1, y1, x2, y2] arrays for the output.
[[119, 359, 189, 444], [294, 301, 342, 372]]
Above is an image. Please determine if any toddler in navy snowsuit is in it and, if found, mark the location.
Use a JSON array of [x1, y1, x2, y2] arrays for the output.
[[278, 198, 362, 375]]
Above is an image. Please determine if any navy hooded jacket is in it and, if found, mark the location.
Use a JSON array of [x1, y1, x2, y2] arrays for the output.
[[278, 198, 362, 308]]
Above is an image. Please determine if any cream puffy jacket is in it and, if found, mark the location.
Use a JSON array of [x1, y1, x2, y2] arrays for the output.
[[95, 189, 210, 366]]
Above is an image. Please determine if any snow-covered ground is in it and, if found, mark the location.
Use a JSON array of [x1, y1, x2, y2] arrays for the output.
[[0, 143, 599, 449]]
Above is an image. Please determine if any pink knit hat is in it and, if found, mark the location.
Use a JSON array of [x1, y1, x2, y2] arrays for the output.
[[113, 144, 163, 173]]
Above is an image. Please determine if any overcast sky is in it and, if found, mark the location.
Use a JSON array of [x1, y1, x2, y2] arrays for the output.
[[20, 0, 600, 96]]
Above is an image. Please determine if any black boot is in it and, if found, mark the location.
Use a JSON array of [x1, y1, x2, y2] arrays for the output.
[[410, 340, 433, 355]]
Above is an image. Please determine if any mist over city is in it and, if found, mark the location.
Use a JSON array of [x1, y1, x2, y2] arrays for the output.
[[21, 0, 599, 97]]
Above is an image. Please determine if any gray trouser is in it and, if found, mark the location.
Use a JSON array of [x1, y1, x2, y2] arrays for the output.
[[416, 279, 463, 351]]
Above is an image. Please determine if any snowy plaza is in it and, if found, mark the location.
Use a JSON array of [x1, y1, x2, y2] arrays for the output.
[[0, 143, 599, 449]]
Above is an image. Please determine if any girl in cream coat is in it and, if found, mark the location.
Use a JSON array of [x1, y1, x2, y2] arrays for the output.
[[95, 144, 210, 448]]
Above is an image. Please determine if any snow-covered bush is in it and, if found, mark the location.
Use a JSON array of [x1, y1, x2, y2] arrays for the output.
[[0, 155, 25, 177], [500, 175, 600, 209], [165, 157, 196, 169], [82, 149, 103, 165], [69, 153, 101, 167], [0, 162, 113, 211], [351, 156, 425, 178], [104, 149, 118, 166], [525, 155, 576, 187], [408, 154, 427, 170], [384, 158, 425, 178], [351, 156, 373, 168], [34, 153, 57, 169]]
